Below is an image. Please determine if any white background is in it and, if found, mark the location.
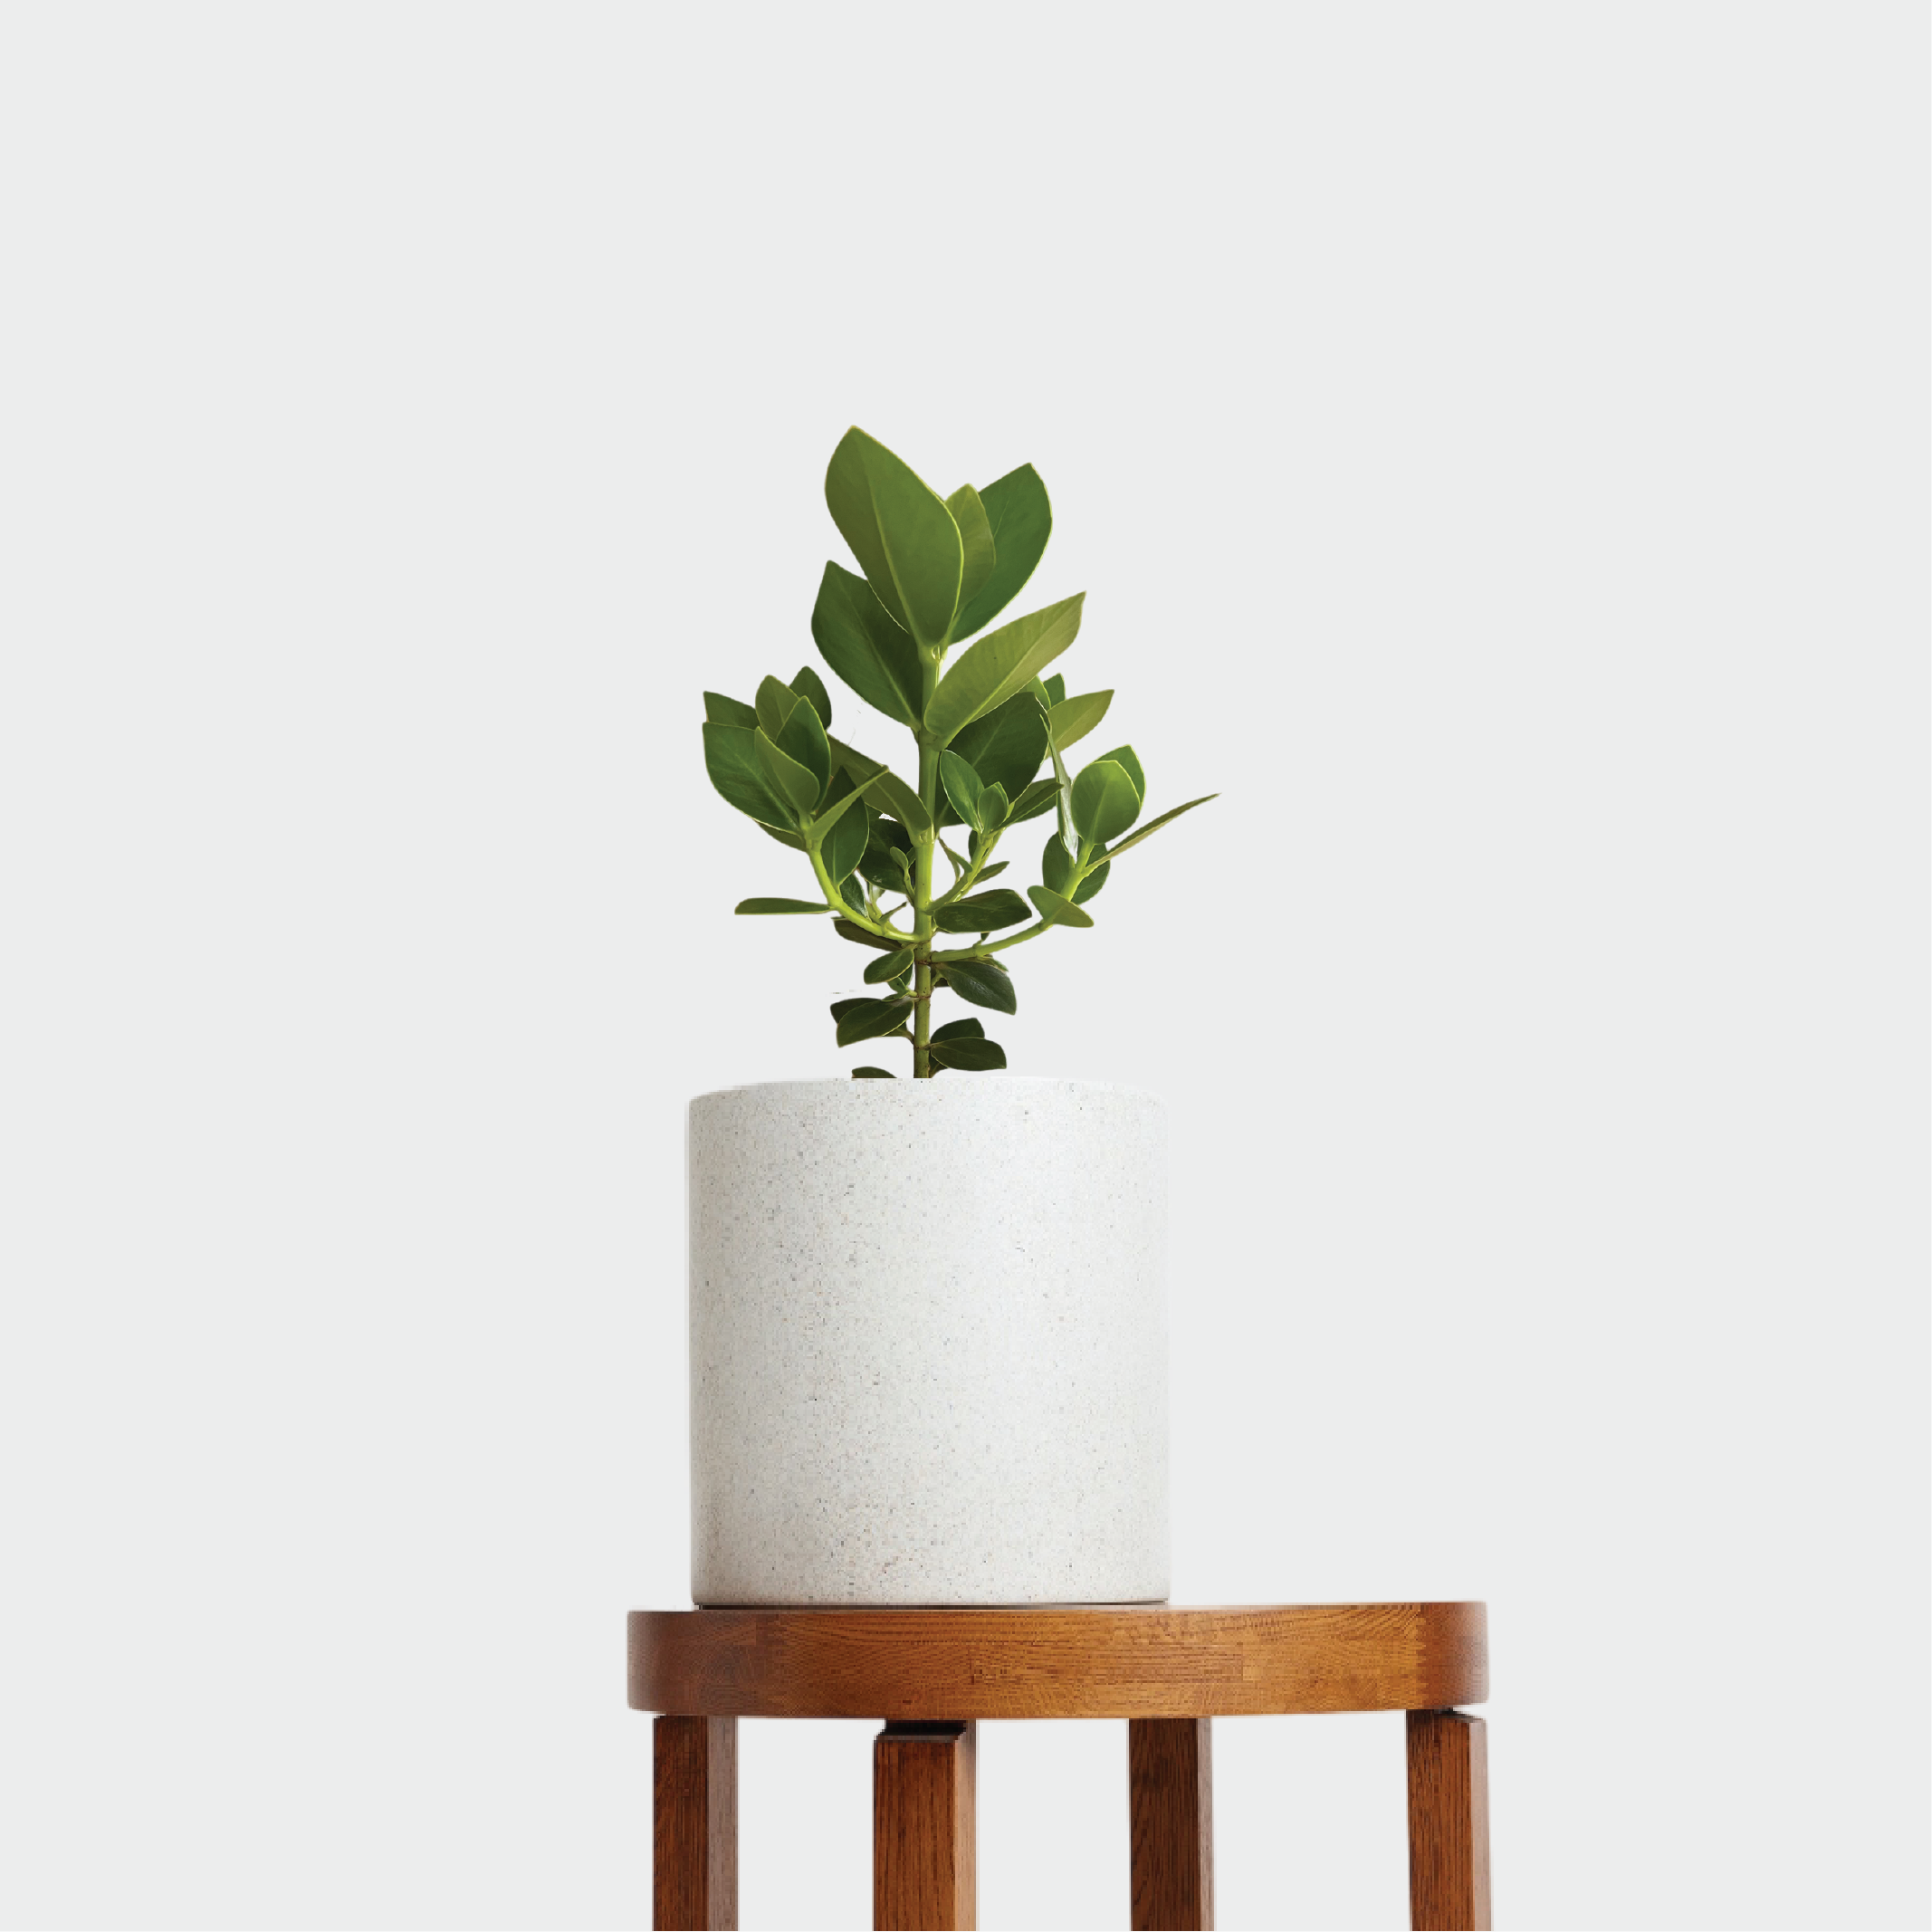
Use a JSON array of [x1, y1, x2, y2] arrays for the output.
[[2, 5, 1925, 1927]]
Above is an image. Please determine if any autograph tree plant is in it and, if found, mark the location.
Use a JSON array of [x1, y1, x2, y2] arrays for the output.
[[702, 426, 1213, 1079]]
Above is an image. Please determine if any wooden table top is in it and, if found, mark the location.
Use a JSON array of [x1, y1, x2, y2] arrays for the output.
[[629, 1602, 1487, 1720]]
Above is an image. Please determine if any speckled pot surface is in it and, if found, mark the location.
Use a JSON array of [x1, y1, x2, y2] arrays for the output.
[[687, 1078, 1169, 1607]]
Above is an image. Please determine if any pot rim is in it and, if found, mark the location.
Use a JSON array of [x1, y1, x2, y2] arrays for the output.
[[690, 1075, 1162, 1104]]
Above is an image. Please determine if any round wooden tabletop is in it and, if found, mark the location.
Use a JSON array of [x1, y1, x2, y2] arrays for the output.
[[629, 1602, 1487, 1721]]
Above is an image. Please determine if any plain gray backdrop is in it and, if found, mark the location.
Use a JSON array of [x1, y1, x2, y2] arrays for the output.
[[2, 5, 1926, 1927]]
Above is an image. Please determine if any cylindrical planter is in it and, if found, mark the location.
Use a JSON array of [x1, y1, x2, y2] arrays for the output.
[[687, 1078, 1168, 1606]]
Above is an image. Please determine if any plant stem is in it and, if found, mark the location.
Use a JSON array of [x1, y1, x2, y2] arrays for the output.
[[912, 664, 940, 1078]]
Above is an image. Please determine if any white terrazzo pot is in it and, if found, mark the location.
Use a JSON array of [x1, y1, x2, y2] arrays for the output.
[[686, 1078, 1169, 1607]]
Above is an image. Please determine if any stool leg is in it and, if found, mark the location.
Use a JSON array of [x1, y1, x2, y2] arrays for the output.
[[1406, 1710, 1489, 1931], [654, 1715, 737, 1930], [1129, 1717, 1214, 1930], [874, 1721, 976, 1930]]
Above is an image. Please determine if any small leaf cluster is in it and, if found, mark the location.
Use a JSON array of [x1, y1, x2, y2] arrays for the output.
[[702, 426, 1214, 1078]]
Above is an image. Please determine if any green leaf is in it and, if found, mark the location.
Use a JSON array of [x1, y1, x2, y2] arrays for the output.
[[839, 875, 869, 914], [824, 426, 962, 650], [932, 1017, 985, 1042], [755, 675, 831, 799], [947, 691, 1048, 808], [1090, 743, 1145, 802], [1028, 884, 1095, 929], [1102, 792, 1218, 861], [756, 727, 821, 820], [932, 887, 1032, 933], [1043, 836, 1109, 904], [945, 484, 997, 618], [835, 917, 901, 952], [980, 783, 1008, 827], [951, 464, 1051, 641], [972, 858, 1009, 882], [789, 665, 832, 729], [1069, 757, 1142, 844], [1047, 689, 1113, 751], [938, 750, 987, 831], [811, 562, 924, 727], [856, 814, 913, 892], [864, 945, 914, 984], [940, 958, 1017, 1014], [1042, 673, 1066, 706], [703, 722, 799, 828], [819, 786, 870, 885], [851, 1066, 896, 1079], [928, 1036, 1007, 1072], [926, 593, 1085, 745], [862, 767, 933, 840], [703, 690, 759, 728], [829, 998, 866, 1019], [835, 995, 916, 1047], [1004, 777, 1060, 825], [759, 821, 808, 853], [734, 897, 827, 914]]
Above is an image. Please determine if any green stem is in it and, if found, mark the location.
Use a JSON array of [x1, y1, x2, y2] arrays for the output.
[[807, 839, 908, 941], [912, 665, 940, 1077]]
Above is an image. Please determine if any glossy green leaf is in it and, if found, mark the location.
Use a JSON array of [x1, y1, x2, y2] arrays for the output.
[[939, 750, 986, 831], [928, 1036, 1007, 1072], [758, 820, 808, 853], [828, 998, 866, 1019], [1090, 743, 1145, 802], [834, 995, 915, 1047], [972, 858, 1009, 882], [940, 958, 1017, 1014], [926, 593, 1084, 745], [851, 1066, 896, 1079], [703, 690, 759, 728], [839, 875, 869, 915], [755, 728, 821, 820], [864, 945, 914, 984], [1043, 836, 1109, 904], [734, 897, 826, 914], [862, 767, 933, 840], [811, 562, 923, 727], [703, 722, 799, 827], [819, 789, 870, 885], [932, 887, 1031, 933], [980, 784, 1008, 827], [1042, 673, 1066, 706], [835, 917, 901, 952], [1069, 757, 1142, 844], [950, 464, 1051, 641], [789, 665, 832, 729], [945, 484, 997, 618], [824, 427, 962, 649], [1101, 792, 1218, 861], [1004, 777, 1060, 824], [756, 674, 831, 798], [1047, 689, 1113, 751], [931, 1017, 985, 1042], [1028, 884, 1095, 929], [947, 691, 1048, 806]]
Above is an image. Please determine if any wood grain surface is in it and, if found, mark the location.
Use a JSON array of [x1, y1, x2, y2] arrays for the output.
[[875, 1721, 976, 1931], [1129, 1717, 1213, 1930], [653, 1714, 736, 1930], [630, 1603, 1487, 1720], [1406, 1710, 1490, 1931]]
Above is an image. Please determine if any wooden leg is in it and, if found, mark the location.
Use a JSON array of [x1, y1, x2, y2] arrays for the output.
[[1406, 1710, 1490, 1931], [1129, 1717, 1214, 1930], [874, 1721, 976, 1930], [655, 1715, 737, 1930]]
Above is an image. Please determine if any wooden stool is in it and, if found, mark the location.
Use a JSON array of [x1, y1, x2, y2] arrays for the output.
[[630, 1602, 1489, 1932]]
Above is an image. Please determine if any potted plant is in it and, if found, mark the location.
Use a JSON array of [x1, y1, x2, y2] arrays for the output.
[[691, 427, 1213, 1606]]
